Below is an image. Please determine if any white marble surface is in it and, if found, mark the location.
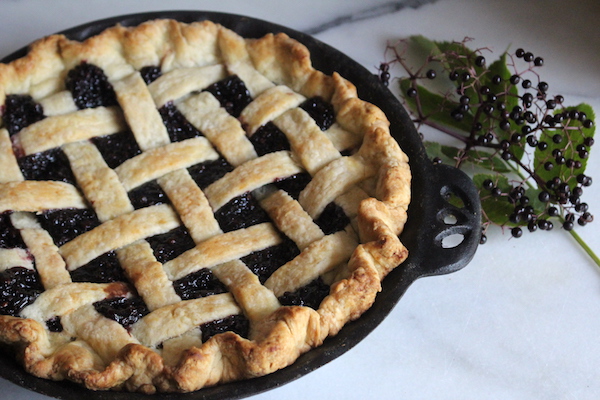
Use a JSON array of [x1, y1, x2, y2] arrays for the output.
[[0, 0, 599, 399]]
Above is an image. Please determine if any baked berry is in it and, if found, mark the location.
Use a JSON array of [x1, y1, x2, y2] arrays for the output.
[[159, 102, 204, 142], [174, 268, 227, 300], [278, 277, 330, 309], [18, 148, 77, 185], [139, 66, 162, 84], [2, 94, 45, 135], [214, 192, 270, 232], [315, 202, 350, 235], [188, 157, 233, 189], [92, 131, 142, 169], [128, 181, 170, 210], [93, 296, 149, 328], [0, 267, 44, 316], [250, 122, 291, 156], [0, 213, 26, 249], [300, 97, 335, 131], [242, 238, 300, 283], [65, 62, 118, 109], [205, 75, 252, 118], [147, 226, 196, 264], [37, 208, 101, 247], [200, 314, 249, 342], [70, 251, 127, 283]]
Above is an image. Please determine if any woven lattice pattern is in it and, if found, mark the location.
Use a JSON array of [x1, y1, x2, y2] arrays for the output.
[[0, 20, 410, 393]]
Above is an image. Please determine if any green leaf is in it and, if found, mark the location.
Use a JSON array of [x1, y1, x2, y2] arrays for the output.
[[423, 141, 456, 165], [534, 103, 595, 187], [473, 173, 514, 225], [464, 148, 511, 172], [399, 78, 473, 134], [424, 141, 511, 172], [486, 54, 520, 141]]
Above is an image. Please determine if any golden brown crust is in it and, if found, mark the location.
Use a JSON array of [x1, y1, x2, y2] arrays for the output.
[[0, 19, 411, 393]]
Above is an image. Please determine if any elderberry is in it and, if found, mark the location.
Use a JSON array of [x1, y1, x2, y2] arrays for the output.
[[387, 37, 596, 240], [511, 227, 523, 238]]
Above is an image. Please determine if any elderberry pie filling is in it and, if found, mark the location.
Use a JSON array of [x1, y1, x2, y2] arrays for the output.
[[0, 19, 411, 394], [1, 64, 344, 336]]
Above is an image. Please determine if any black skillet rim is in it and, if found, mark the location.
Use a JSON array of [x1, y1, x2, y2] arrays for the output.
[[0, 10, 481, 400]]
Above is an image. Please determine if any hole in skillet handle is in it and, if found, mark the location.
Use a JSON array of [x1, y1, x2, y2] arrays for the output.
[[406, 162, 482, 279]]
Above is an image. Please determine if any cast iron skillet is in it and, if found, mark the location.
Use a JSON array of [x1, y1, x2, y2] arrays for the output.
[[0, 11, 482, 400]]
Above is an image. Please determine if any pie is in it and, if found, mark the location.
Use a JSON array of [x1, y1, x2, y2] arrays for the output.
[[0, 18, 411, 394]]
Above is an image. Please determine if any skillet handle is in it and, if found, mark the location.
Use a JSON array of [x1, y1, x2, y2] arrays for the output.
[[405, 163, 482, 278]]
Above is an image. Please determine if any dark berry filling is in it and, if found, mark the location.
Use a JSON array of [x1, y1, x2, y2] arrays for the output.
[[18, 148, 77, 185], [249, 122, 290, 157], [274, 172, 312, 200], [93, 296, 149, 328], [315, 202, 350, 235], [139, 66, 162, 85], [278, 277, 330, 309], [128, 181, 170, 210], [204, 75, 252, 118], [46, 316, 63, 332], [70, 251, 127, 283], [91, 131, 142, 169], [147, 226, 196, 264], [37, 208, 100, 247], [173, 268, 227, 300], [0, 267, 44, 316], [65, 62, 118, 109], [241, 238, 300, 283], [188, 157, 233, 189], [300, 97, 335, 131], [214, 192, 270, 232], [200, 314, 249, 342], [340, 148, 354, 157], [2, 94, 45, 136], [0, 213, 26, 249], [159, 102, 203, 142]]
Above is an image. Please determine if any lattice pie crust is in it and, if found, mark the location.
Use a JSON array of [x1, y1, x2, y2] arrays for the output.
[[0, 19, 410, 393]]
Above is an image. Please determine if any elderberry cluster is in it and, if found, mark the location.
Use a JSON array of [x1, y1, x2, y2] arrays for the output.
[[382, 39, 595, 241]]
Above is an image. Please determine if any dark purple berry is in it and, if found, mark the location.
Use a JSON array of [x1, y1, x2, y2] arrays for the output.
[[159, 102, 203, 142], [205, 75, 252, 118], [174, 268, 227, 300], [139, 66, 162, 84], [279, 277, 330, 309], [511, 227, 523, 238], [563, 221, 574, 231], [250, 122, 290, 157], [92, 131, 142, 169], [538, 191, 550, 202], [65, 62, 117, 109], [552, 134, 563, 144], [0, 267, 44, 316], [2, 94, 45, 135], [200, 314, 249, 342], [93, 296, 149, 328], [300, 97, 335, 131]]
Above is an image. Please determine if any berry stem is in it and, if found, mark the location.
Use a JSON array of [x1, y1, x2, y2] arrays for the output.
[[419, 119, 469, 144], [563, 219, 600, 267]]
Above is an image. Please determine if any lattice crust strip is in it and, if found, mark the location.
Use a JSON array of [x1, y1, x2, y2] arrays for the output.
[[0, 19, 411, 393]]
